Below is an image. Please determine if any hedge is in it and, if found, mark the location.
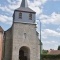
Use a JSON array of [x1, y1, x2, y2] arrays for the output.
[[41, 54, 60, 59]]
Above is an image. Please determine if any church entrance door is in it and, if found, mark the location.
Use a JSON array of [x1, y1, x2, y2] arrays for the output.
[[19, 46, 30, 60]]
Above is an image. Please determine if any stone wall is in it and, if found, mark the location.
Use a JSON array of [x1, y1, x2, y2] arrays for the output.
[[4, 27, 12, 60], [12, 23, 40, 60], [0, 32, 4, 60]]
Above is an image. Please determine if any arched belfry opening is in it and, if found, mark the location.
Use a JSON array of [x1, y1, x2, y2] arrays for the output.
[[19, 46, 30, 60]]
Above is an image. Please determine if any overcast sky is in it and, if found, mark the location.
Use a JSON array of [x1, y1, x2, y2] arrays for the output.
[[0, 0, 60, 50]]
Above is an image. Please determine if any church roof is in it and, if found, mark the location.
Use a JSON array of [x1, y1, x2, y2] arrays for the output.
[[0, 26, 4, 32], [15, 7, 35, 13], [15, 0, 35, 13]]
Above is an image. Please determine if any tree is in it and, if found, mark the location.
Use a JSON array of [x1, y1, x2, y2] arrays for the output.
[[42, 49, 48, 54], [58, 45, 60, 50]]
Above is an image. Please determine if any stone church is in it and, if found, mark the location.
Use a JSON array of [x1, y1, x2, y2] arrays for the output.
[[0, 0, 40, 60]]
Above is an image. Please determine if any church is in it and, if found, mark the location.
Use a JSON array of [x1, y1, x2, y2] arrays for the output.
[[0, 0, 40, 60]]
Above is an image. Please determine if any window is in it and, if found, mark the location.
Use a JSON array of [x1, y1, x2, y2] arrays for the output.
[[19, 12, 22, 19], [29, 13, 32, 20]]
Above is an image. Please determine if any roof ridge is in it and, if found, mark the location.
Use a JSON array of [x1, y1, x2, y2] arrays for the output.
[[0, 26, 4, 32]]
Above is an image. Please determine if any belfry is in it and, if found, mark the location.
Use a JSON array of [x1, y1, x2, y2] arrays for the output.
[[2, 0, 40, 60]]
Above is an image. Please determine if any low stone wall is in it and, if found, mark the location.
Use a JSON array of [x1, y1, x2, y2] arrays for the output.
[[41, 54, 60, 60]]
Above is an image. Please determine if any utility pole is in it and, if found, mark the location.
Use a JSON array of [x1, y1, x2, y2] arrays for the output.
[[40, 20, 41, 60]]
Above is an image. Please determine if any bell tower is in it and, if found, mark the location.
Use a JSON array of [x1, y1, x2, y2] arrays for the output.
[[13, 0, 36, 24], [12, 0, 40, 60]]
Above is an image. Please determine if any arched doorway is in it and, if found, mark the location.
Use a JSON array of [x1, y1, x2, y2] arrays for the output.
[[19, 46, 30, 60]]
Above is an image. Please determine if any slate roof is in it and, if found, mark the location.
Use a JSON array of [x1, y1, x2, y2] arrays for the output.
[[15, 0, 35, 13], [15, 7, 36, 13]]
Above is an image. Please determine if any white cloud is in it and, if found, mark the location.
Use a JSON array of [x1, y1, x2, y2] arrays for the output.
[[42, 39, 59, 50], [51, 41, 57, 43], [0, 0, 22, 13], [53, 0, 59, 1], [8, 0, 43, 15], [40, 0, 47, 4], [57, 28, 60, 31], [57, 26, 60, 31], [6, 0, 44, 15], [29, 6, 42, 15], [42, 29, 60, 39], [32, 0, 41, 6], [8, 0, 22, 10], [0, 0, 46, 24], [8, 4, 19, 10], [0, 15, 12, 24], [34, 0, 47, 5], [42, 40, 58, 44], [7, 0, 15, 4], [40, 12, 60, 25], [0, 5, 13, 13], [28, 0, 47, 15], [7, 0, 20, 4], [42, 43, 58, 50]]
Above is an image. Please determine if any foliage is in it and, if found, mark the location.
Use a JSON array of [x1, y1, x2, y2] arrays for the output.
[[41, 54, 60, 60], [42, 50, 48, 54], [58, 45, 60, 50]]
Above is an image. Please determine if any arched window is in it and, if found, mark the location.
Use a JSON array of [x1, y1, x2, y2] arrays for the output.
[[29, 13, 32, 20], [19, 12, 22, 19]]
